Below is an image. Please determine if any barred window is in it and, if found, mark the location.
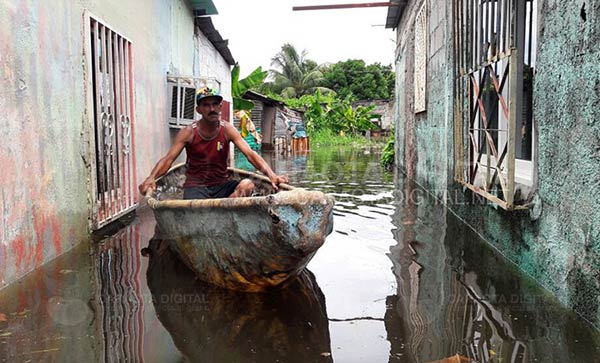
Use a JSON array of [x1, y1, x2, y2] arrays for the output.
[[89, 16, 137, 228], [453, 0, 537, 210]]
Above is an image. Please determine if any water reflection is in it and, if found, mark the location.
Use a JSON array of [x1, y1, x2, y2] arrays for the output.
[[2, 145, 600, 362], [94, 225, 145, 362], [386, 174, 600, 362], [144, 237, 333, 362]]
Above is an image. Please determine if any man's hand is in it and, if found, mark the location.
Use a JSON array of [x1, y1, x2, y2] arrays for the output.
[[139, 177, 157, 196], [269, 174, 289, 190]]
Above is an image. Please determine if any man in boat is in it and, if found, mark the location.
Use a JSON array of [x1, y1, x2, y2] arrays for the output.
[[138, 86, 288, 199]]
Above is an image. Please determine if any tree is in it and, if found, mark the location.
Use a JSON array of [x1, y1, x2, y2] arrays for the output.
[[321, 60, 395, 100], [266, 43, 331, 98]]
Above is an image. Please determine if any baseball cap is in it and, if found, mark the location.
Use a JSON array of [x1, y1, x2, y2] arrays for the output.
[[196, 86, 223, 105]]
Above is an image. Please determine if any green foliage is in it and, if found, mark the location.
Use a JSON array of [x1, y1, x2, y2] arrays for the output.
[[257, 44, 396, 144], [285, 90, 334, 133], [380, 134, 395, 170], [285, 90, 378, 135], [264, 43, 332, 98], [261, 44, 395, 103], [231, 63, 267, 111], [332, 101, 378, 135], [321, 60, 395, 101]]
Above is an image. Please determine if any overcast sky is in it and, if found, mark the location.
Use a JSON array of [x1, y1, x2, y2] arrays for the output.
[[211, 0, 396, 77]]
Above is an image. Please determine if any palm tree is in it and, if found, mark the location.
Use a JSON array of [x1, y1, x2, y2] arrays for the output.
[[268, 43, 331, 98]]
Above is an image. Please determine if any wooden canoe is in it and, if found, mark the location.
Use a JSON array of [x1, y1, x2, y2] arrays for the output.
[[146, 163, 334, 292]]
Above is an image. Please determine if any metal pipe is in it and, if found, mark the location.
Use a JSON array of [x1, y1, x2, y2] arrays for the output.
[[292, 2, 394, 11]]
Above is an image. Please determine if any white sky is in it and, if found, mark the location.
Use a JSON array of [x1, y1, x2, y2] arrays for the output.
[[210, 0, 396, 77]]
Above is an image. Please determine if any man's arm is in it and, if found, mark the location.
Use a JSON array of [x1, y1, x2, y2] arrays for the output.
[[138, 127, 191, 195], [225, 125, 288, 189]]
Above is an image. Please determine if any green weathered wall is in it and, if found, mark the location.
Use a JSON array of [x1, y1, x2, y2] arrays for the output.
[[523, 0, 600, 327], [392, 0, 600, 329]]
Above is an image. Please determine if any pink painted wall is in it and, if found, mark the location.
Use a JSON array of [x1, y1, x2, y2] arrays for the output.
[[0, 0, 232, 289]]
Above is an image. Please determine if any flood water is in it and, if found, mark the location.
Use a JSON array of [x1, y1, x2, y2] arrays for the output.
[[1, 145, 600, 362]]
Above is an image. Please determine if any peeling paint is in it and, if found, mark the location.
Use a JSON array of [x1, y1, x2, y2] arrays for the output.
[[11, 237, 25, 274], [1, 0, 234, 290]]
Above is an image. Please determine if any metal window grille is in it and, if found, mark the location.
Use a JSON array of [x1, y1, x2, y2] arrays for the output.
[[167, 75, 221, 128], [453, 0, 536, 210], [90, 18, 137, 228], [170, 86, 196, 121]]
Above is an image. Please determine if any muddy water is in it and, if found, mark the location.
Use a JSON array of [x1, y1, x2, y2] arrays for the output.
[[1, 145, 599, 362]]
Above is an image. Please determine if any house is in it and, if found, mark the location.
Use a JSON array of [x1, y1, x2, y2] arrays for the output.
[[386, 0, 599, 329], [352, 99, 395, 135], [236, 90, 308, 152], [0, 0, 234, 289]]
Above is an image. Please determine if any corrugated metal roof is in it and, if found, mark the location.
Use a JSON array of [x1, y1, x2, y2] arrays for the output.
[[385, 0, 408, 29], [243, 91, 284, 107], [242, 91, 305, 113], [195, 17, 236, 65], [188, 0, 218, 16]]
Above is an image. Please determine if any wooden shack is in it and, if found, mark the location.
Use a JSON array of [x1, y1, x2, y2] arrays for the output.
[[237, 91, 308, 153]]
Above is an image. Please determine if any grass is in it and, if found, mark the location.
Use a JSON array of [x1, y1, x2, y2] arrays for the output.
[[309, 129, 375, 147]]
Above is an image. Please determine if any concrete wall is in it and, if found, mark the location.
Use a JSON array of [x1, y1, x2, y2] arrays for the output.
[[393, 0, 453, 188], [352, 100, 395, 130], [0, 0, 231, 289], [197, 30, 232, 101], [392, 0, 600, 329]]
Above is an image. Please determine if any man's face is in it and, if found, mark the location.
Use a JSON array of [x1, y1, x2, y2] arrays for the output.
[[196, 98, 222, 122]]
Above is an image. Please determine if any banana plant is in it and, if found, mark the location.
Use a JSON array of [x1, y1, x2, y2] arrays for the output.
[[231, 63, 268, 111]]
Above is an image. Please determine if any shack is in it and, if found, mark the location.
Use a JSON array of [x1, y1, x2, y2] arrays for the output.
[[236, 90, 308, 152]]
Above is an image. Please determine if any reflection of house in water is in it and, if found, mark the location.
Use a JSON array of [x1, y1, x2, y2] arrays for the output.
[[235, 91, 308, 153], [385, 172, 600, 362], [94, 225, 145, 362]]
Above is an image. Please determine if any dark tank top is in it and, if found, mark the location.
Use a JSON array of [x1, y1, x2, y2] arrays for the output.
[[183, 121, 230, 187]]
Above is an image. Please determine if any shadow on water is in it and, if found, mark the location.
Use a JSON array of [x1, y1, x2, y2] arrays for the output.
[[144, 236, 333, 362]]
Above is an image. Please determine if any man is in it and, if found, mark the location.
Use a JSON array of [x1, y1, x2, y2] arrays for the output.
[[138, 86, 288, 199]]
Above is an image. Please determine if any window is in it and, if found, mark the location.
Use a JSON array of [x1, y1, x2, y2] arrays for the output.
[[414, 1, 427, 113], [453, 0, 537, 210], [88, 16, 137, 228], [167, 76, 222, 128]]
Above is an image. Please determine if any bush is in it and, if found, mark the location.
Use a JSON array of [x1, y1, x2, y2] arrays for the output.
[[380, 136, 395, 170], [284, 90, 378, 136]]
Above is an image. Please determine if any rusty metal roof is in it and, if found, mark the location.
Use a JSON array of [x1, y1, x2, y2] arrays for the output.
[[385, 0, 408, 29], [243, 90, 284, 107]]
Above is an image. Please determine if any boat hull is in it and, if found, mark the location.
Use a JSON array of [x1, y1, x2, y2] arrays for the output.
[[148, 165, 334, 292]]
